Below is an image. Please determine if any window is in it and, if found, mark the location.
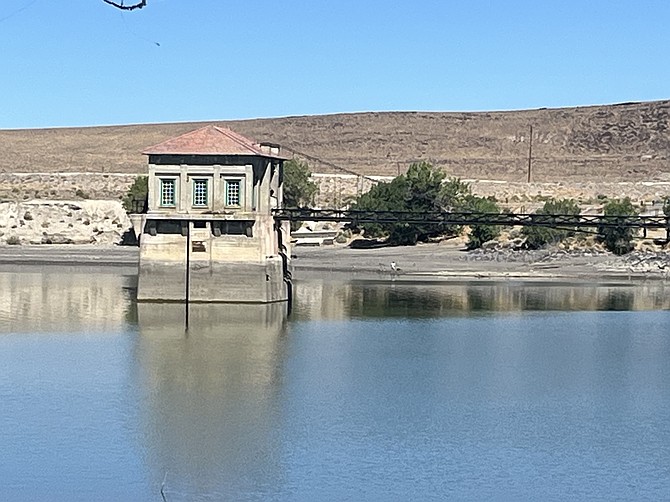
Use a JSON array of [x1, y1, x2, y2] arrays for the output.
[[211, 220, 254, 237], [225, 180, 241, 206], [193, 179, 209, 207], [160, 179, 176, 207]]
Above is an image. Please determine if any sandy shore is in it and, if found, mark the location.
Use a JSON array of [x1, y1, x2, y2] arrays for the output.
[[0, 244, 138, 266], [0, 242, 668, 284], [291, 242, 662, 284]]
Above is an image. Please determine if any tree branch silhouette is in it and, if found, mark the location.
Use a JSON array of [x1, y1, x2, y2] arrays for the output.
[[102, 0, 147, 11]]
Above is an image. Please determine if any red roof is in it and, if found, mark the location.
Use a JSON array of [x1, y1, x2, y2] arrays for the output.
[[142, 125, 288, 159]]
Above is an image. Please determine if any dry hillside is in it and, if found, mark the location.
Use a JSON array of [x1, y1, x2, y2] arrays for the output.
[[1, 100, 669, 182]]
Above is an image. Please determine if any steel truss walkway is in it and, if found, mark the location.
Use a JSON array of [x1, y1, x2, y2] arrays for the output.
[[274, 208, 670, 238]]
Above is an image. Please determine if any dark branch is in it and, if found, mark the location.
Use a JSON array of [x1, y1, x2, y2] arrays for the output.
[[102, 0, 147, 11]]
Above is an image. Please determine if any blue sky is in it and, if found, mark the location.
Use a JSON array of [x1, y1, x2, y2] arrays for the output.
[[1, 0, 669, 129]]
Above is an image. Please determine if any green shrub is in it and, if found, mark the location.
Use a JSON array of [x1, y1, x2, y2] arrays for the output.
[[463, 195, 502, 249], [122, 176, 148, 213], [350, 162, 471, 245], [283, 159, 319, 231], [283, 159, 318, 208], [598, 198, 638, 255], [6, 236, 20, 245], [522, 198, 581, 249]]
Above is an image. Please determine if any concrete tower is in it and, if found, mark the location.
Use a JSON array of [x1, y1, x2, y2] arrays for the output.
[[137, 126, 291, 303]]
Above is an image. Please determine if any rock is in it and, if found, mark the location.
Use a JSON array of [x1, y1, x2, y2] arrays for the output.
[[41, 234, 74, 245], [0, 200, 131, 245]]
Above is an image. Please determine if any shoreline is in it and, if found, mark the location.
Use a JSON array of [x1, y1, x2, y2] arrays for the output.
[[0, 243, 668, 284]]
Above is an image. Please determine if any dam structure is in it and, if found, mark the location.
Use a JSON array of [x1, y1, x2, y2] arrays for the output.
[[137, 126, 292, 303]]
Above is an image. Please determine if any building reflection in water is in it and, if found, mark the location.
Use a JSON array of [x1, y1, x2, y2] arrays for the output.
[[135, 302, 288, 499], [293, 280, 670, 319]]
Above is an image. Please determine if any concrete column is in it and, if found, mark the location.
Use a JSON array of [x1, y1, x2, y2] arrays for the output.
[[212, 165, 222, 212], [245, 164, 254, 212], [179, 165, 188, 212]]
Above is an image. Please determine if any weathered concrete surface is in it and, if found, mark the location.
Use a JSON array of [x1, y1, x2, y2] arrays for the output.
[[137, 214, 290, 302], [138, 259, 287, 303]]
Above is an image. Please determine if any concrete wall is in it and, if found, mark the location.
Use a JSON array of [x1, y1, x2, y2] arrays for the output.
[[137, 256, 287, 303], [137, 215, 290, 303]]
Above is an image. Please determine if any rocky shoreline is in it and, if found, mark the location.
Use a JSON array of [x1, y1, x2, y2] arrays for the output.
[[0, 200, 131, 245]]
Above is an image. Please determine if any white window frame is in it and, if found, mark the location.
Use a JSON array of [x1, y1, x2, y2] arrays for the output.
[[192, 178, 209, 207], [224, 178, 243, 207], [159, 178, 177, 207]]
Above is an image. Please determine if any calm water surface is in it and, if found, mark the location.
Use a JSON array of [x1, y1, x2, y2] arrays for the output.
[[0, 267, 669, 500]]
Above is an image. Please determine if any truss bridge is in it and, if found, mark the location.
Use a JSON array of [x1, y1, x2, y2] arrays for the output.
[[274, 209, 670, 239]]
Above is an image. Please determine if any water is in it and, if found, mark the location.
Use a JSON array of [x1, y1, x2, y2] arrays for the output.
[[0, 267, 669, 500]]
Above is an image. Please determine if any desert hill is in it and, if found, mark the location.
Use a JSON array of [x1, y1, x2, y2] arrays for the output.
[[1, 100, 669, 183]]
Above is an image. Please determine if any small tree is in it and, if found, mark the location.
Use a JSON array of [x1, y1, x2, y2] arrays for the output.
[[350, 175, 408, 239], [283, 159, 318, 208], [350, 162, 470, 245], [441, 177, 472, 210], [283, 159, 318, 231], [598, 198, 638, 255], [463, 195, 502, 249], [522, 198, 581, 249], [122, 176, 148, 213]]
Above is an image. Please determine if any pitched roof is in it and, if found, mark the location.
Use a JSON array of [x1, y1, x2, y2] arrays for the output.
[[142, 125, 288, 158]]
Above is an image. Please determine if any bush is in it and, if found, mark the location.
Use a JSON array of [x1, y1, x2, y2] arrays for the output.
[[522, 198, 581, 249], [6, 236, 20, 245], [122, 176, 148, 213], [463, 195, 502, 249], [283, 159, 319, 231], [283, 159, 318, 208], [598, 198, 638, 255], [350, 162, 470, 245]]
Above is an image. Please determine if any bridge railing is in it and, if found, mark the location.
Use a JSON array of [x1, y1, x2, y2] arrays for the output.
[[273, 208, 670, 230]]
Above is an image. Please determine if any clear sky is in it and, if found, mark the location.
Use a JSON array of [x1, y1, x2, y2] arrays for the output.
[[1, 0, 669, 129]]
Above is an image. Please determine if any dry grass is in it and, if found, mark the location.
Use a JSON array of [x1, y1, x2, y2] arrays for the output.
[[1, 100, 669, 183]]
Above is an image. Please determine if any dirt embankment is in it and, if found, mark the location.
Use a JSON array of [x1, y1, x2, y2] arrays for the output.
[[1, 100, 669, 183]]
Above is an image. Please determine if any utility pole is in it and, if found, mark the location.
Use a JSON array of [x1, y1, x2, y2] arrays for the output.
[[527, 125, 533, 183]]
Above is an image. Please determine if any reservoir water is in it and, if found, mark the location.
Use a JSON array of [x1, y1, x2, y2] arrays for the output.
[[0, 266, 669, 500]]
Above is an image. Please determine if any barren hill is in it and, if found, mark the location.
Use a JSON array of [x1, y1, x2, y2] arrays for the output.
[[1, 100, 669, 183]]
